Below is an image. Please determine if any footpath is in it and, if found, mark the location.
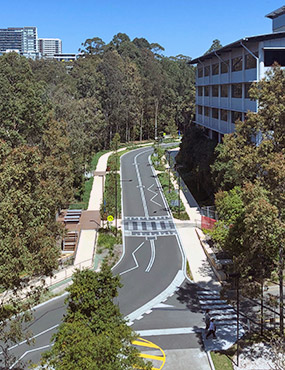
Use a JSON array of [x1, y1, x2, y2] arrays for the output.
[[167, 149, 273, 370], [45, 144, 271, 369]]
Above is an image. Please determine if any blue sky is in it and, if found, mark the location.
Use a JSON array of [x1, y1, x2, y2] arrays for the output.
[[2, 0, 284, 58]]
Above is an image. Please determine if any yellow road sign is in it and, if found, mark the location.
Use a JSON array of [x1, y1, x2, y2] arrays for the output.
[[133, 337, 166, 370], [107, 215, 114, 222]]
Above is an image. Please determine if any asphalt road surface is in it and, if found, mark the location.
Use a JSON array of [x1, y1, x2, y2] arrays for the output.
[[5, 146, 204, 369]]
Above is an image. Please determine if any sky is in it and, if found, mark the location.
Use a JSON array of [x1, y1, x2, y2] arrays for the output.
[[1, 0, 284, 58]]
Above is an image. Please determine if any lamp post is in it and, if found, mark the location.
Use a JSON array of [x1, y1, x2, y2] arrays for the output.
[[168, 151, 171, 193], [99, 174, 105, 227], [279, 241, 284, 337], [229, 272, 241, 367]]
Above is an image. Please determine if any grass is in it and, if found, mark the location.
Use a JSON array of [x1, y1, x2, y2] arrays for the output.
[[69, 150, 107, 210], [101, 173, 121, 219], [210, 351, 233, 370], [157, 172, 189, 220], [97, 228, 122, 254], [186, 260, 194, 280], [89, 150, 109, 171]]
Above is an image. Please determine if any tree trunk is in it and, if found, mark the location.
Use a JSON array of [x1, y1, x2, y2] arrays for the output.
[[140, 108, 144, 142], [279, 241, 284, 337], [261, 280, 264, 336], [154, 99, 159, 140]]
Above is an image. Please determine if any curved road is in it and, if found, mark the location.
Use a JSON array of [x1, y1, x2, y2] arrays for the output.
[[113, 147, 186, 319], [7, 146, 187, 368]]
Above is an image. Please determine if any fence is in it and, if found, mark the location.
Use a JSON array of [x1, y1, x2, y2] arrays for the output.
[[201, 206, 218, 230], [47, 258, 94, 287]]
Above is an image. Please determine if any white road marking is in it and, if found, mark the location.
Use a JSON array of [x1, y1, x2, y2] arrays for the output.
[[153, 303, 175, 308], [10, 344, 53, 369], [137, 327, 201, 336], [119, 242, 144, 276], [3, 324, 59, 353], [147, 183, 163, 207], [134, 152, 149, 217], [126, 270, 185, 323], [145, 239, 156, 272]]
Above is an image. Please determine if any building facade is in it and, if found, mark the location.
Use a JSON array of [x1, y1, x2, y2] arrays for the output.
[[0, 27, 38, 59], [38, 38, 62, 58], [190, 7, 285, 142]]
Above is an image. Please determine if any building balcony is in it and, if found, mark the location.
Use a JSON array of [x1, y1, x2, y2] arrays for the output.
[[244, 99, 257, 112]]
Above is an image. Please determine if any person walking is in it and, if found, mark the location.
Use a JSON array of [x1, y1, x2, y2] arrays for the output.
[[206, 318, 217, 339], [205, 309, 210, 331]]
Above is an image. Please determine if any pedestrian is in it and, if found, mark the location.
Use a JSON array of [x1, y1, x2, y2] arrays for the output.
[[206, 318, 217, 339], [205, 309, 210, 331]]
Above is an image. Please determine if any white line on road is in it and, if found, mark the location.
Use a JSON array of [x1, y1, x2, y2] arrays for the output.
[[134, 152, 149, 218], [10, 344, 53, 369], [4, 324, 59, 353], [147, 183, 163, 207], [119, 242, 144, 276], [126, 270, 185, 323], [137, 327, 201, 336], [145, 239, 156, 273]]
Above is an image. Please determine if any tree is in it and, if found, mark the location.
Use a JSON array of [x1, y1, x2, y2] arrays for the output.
[[204, 39, 222, 54], [0, 53, 50, 147], [41, 265, 151, 370], [79, 37, 106, 55], [211, 66, 285, 333]]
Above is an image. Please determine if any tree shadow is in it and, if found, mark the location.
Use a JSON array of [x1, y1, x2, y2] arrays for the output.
[[175, 280, 203, 313]]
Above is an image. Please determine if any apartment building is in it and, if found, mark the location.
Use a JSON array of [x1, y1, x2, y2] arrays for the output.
[[38, 38, 62, 58], [190, 6, 285, 142]]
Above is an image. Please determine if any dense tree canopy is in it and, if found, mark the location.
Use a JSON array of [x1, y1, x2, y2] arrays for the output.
[[0, 34, 195, 365], [41, 265, 151, 370], [210, 66, 285, 282]]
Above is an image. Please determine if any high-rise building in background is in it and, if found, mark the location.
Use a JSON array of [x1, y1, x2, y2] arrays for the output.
[[38, 38, 62, 58], [0, 27, 39, 59]]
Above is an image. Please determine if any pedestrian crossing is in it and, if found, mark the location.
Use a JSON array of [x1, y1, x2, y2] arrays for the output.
[[123, 216, 176, 237], [197, 289, 239, 327]]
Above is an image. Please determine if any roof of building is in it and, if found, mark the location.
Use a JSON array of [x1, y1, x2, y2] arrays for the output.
[[266, 6, 285, 19], [189, 31, 285, 64]]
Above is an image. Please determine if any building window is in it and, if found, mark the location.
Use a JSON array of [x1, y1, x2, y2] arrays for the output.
[[232, 56, 243, 72], [204, 66, 210, 76], [221, 109, 228, 121], [212, 63, 219, 75], [264, 49, 285, 66], [212, 85, 219, 97], [198, 86, 203, 96], [212, 108, 218, 119], [244, 83, 253, 99], [221, 85, 228, 97], [232, 83, 242, 98], [221, 60, 229, 73], [245, 53, 257, 69], [198, 68, 203, 77], [204, 86, 209, 96], [204, 106, 209, 116], [231, 111, 242, 124], [198, 105, 203, 115]]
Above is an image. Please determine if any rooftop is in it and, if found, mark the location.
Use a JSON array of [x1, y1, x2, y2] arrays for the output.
[[190, 31, 285, 64], [266, 6, 285, 19]]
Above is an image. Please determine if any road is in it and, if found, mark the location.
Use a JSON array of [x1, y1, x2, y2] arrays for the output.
[[7, 146, 206, 369]]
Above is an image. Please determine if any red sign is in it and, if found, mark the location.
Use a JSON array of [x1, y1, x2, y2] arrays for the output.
[[201, 216, 217, 230]]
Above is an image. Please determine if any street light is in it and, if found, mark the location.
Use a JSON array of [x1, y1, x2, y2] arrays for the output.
[[98, 174, 105, 227], [168, 151, 171, 193], [229, 272, 241, 367]]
